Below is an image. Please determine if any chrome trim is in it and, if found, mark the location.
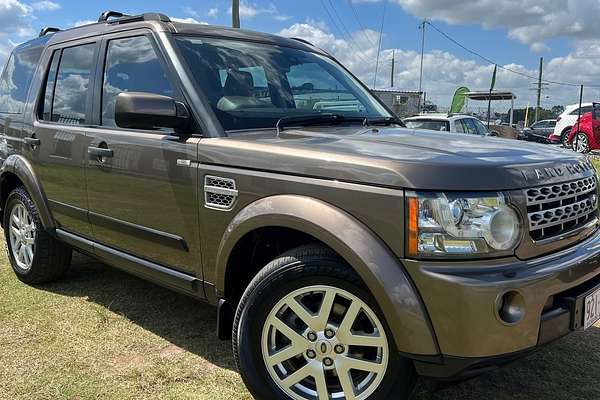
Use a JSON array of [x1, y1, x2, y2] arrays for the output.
[[204, 175, 238, 210]]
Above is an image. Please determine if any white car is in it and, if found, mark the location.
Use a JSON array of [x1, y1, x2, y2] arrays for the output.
[[550, 102, 596, 147], [404, 114, 497, 136]]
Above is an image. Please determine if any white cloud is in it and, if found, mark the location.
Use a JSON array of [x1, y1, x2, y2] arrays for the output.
[[279, 22, 600, 109], [229, 1, 288, 21], [207, 7, 218, 17], [0, 0, 36, 37], [171, 17, 209, 25], [392, 0, 600, 51], [31, 1, 60, 11], [72, 19, 95, 27]]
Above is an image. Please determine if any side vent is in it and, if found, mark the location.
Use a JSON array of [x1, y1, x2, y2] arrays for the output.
[[204, 176, 238, 210]]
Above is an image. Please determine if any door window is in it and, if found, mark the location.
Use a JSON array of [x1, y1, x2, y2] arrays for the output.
[[51, 44, 96, 125], [102, 36, 174, 127], [40, 50, 60, 121], [454, 119, 465, 133], [462, 118, 478, 134], [472, 119, 489, 135], [0, 46, 43, 114]]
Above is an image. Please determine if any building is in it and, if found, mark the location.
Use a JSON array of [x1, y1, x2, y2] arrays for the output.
[[371, 89, 422, 118]]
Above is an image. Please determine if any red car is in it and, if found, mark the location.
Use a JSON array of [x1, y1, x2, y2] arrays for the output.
[[567, 110, 600, 152]]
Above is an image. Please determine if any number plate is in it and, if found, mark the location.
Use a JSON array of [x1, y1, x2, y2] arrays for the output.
[[584, 288, 600, 330]]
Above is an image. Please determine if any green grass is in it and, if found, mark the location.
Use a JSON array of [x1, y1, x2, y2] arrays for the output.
[[2, 251, 600, 399]]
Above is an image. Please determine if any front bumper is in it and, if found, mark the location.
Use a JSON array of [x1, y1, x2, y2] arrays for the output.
[[403, 227, 600, 378]]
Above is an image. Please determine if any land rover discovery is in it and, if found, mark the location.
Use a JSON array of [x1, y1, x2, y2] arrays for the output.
[[1, 11, 600, 400]]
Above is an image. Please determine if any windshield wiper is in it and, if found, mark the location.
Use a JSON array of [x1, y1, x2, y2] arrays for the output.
[[276, 114, 365, 135], [364, 116, 405, 127]]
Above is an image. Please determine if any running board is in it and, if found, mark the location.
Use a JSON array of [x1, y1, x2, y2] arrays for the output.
[[55, 229, 203, 298]]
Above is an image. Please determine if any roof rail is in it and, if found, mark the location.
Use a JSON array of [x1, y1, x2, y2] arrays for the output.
[[290, 37, 315, 47], [98, 10, 171, 24], [39, 27, 60, 37]]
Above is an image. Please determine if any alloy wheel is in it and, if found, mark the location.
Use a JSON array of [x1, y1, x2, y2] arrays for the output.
[[562, 132, 571, 148], [575, 133, 590, 153], [8, 202, 35, 271], [261, 285, 389, 400]]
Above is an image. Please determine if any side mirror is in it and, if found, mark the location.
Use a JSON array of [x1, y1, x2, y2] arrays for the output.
[[115, 92, 190, 131]]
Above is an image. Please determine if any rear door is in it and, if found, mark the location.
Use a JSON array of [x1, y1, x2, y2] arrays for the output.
[[84, 31, 201, 276], [30, 40, 99, 237]]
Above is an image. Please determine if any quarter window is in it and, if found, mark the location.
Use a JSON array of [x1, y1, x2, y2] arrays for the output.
[[102, 36, 174, 127], [51, 44, 96, 125], [0, 46, 43, 114], [41, 50, 60, 121]]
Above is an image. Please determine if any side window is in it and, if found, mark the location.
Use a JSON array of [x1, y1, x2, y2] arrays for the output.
[[572, 106, 594, 116], [102, 36, 174, 127], [0, 47, 43, 114], [455, 119, 465, 133], [472, 119, 489, 135], [52, 44, 96, 125], [218, 66, 271, 102], [41, 50, 60, 121], [463, 118, 478, 134]]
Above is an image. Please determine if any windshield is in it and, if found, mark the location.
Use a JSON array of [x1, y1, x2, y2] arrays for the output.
[[405, 119, 449, 131], [175, 37, 391, 131]]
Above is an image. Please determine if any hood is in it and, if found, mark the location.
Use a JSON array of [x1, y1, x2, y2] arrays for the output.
[[198, 126, 594, 191]]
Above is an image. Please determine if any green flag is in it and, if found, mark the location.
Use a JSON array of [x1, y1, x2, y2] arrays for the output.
[[450, 86, 470, 113], [490, 64, 497, 91]]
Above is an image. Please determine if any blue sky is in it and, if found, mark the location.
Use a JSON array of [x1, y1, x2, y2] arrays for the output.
[[2, 0, 599, 109]]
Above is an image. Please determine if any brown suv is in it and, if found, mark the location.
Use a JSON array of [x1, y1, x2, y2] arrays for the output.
[[1, 11, 600, 400]]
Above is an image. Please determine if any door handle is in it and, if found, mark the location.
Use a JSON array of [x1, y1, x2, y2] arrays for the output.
[[88, 146, 114, 158], [24, 137, 40, 146]]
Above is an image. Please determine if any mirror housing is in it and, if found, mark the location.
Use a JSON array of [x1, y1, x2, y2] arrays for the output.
[[115, 92, 190, 131]]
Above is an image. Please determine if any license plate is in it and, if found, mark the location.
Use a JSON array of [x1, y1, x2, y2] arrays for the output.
[[584, 288, 600, 330]]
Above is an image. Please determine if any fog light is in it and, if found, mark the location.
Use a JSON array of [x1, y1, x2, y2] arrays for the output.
[[496, 290, 525, 325]]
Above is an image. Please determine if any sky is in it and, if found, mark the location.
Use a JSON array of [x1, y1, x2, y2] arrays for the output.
[[2, 0, 600, 110]]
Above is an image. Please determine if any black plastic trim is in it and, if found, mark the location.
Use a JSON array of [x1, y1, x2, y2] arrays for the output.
[[88, 211, 189, 252]]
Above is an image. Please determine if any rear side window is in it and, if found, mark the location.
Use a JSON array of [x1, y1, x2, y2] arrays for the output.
[[51, 43, 96, 125], [0, 47, 43, 114], [41, 51, 60, 121], [102, 36, 174, 127]]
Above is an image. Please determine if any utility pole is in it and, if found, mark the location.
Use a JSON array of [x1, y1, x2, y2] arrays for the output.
[[418, 20, 427, 113], [390, 50, 395, 87], [535, 57, 543, 122], [232, 0, 240, 28]]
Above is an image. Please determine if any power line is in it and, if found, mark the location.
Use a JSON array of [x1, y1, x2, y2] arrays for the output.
[[319, 0, 369, 64], [346, 0, 378, 48], [373, 0, 387, 88], [425, 20, 600, 89]]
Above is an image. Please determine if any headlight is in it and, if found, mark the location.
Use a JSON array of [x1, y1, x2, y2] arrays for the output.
[[407, 191, 521, 257]]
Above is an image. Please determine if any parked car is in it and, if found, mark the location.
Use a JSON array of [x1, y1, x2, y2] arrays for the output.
[[566, 109, 600, 153], [549, 102, 597, 147], [404, 114, 498, 136], [522, 119, 557, 143], [2, 11, 600, 400]]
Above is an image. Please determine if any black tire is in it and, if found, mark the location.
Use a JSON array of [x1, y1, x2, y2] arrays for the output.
[[233, 244, 416, 400], [561, 128, 572, 148], [3, 186, 71, 284]]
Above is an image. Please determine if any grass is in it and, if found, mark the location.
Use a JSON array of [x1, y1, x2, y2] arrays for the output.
[[2, 250, 600, 399]]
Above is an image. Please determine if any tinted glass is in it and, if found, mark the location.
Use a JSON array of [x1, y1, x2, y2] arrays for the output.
[[454, 119, 465, 133], [0, 47, 43, 114], [405, 119, 449, 131], [462, 118, 478, 134], [547, 120, 556, 127], [41, 50, 60, 121], [472, 119, 489, 135], [176, 37, 390, 131], [571, 106, 594, 115], [52, 44, 95, 125], [102, 36, 174, 127]]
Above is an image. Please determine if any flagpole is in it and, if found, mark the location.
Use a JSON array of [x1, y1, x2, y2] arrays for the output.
[[487, 64, 497, 129]]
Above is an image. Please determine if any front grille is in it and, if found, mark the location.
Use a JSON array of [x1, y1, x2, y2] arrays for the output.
[[525, 176, 598, 241]]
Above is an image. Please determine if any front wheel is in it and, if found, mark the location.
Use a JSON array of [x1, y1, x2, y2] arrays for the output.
[[233, 245, 416, 400]]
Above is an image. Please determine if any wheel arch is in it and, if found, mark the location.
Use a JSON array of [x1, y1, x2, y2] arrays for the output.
[[216, 194, 440, 356], [0, 154, 54, 230]]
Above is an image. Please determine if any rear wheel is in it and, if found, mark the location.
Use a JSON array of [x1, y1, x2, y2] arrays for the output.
[[233, 244, 416, 400], [3, 186, 71, 284], [574, 133, 590, 153]]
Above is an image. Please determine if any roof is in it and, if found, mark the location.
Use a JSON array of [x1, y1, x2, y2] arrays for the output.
[[21, 11, 321, 54], [464, 91, 516, 101]]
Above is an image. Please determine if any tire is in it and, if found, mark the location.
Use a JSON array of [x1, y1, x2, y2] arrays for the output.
[[561, 128, 572, 148], [233, 244, 416, 400], [3, 186, 71, 284], [573, 132, 590, 153]]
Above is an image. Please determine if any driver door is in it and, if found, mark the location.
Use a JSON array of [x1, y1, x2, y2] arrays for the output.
[[84, 31, 201, 276]]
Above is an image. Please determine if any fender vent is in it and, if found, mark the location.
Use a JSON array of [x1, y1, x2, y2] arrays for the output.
[[204, 176, 238, 210]]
